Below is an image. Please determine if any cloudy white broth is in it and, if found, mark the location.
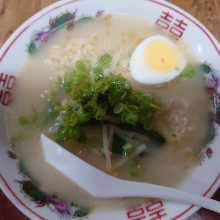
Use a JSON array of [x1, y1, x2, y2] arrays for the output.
[[5, 15, 212, 209]]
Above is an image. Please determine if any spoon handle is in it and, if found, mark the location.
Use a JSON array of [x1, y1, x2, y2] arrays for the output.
[[104, 180, 220, 213]]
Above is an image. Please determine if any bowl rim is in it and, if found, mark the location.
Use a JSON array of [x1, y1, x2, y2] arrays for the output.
[[0, 0, 220, 220]]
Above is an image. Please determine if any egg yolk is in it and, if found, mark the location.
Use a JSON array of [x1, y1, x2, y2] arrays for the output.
[[144, 40, 180, 73]]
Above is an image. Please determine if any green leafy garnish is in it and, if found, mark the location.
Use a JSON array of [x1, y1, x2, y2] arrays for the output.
[[43, 90, 61, 125], [60, 60, 91, 99], [122, 143, 136, 157], [10, 133, 25, 145], [18, 53, 158, 144], [111, 134, 127, 155], [18, 116, 32, 127], [181, 65, 198, 79], [98, 53, 112, 68], [93, 53, 112, 81], [18, 110, 39, 128], [128, 160, 142, 177], [54, 102, 89, 142]]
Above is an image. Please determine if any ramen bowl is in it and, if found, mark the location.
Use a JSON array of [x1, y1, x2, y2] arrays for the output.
[[0, 1, 220, 220]]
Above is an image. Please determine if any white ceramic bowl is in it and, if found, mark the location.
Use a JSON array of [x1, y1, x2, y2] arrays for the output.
[[1, 0, 220, 219]]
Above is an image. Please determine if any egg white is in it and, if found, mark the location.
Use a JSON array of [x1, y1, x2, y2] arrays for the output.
[[130, 35, 187, 85]]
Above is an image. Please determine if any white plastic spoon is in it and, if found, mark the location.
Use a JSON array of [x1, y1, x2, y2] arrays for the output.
[[41, 134, 220, 213]]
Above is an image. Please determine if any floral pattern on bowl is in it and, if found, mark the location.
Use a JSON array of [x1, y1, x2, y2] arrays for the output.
[[27, 10, 104, 54], [8, 150, 90, 219]]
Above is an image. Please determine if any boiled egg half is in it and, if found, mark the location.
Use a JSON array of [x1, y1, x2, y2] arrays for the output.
[[130, 35, 186, 85]]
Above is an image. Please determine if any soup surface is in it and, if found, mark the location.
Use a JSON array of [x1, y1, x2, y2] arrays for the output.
[[4, 15, 211, 209]]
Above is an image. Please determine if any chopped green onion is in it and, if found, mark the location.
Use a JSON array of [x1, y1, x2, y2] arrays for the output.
[[181, 65, 198, 79], [128, 160, 142, 177], [122, 143, 135, 157]]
